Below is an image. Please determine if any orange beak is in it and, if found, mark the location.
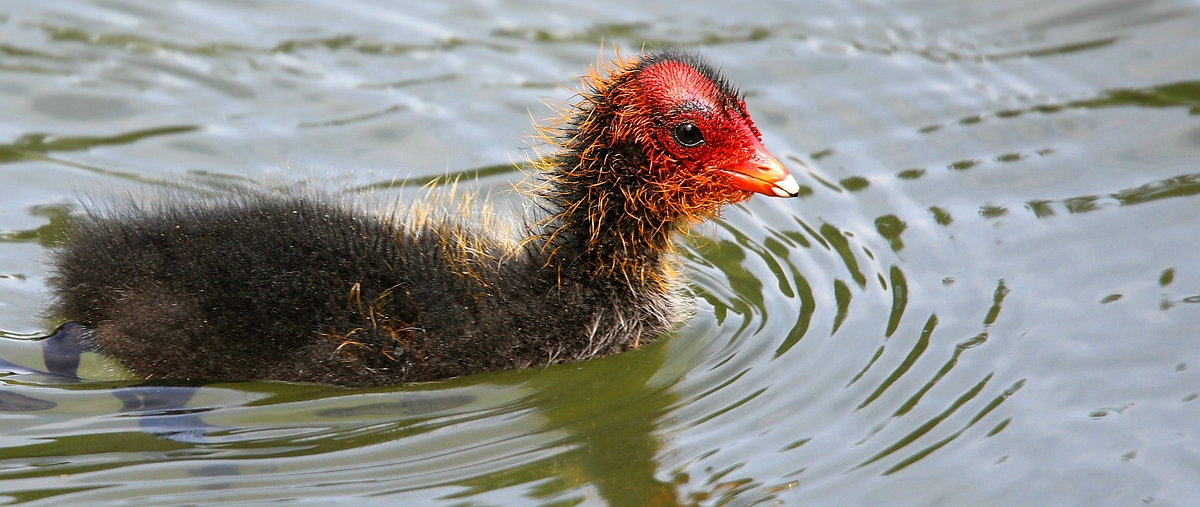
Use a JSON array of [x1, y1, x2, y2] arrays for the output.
[[720, 140, 801, 198]]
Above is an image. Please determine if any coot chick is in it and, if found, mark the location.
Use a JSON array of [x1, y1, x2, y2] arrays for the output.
[[50, 49, 800, 387]]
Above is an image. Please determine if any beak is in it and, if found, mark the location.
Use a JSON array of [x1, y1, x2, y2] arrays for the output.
[[720, 140, 801, 198]]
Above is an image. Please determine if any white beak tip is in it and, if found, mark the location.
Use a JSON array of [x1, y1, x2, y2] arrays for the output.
[[771, 174, 800, 198]]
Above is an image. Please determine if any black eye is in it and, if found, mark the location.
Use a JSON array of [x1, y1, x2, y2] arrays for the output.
[[672, 123, 704, 147]]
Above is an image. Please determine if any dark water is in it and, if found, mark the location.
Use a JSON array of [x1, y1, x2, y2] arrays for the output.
[[1, 0, 1199, 505]]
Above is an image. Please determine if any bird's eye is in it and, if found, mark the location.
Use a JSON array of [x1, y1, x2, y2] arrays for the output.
[[672, 123, 704, 147]]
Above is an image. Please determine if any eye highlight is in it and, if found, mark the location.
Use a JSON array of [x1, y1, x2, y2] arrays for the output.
[[672, 123, 704, 147]]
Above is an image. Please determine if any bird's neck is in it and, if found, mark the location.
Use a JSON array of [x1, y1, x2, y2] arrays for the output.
[[533, 141, 685, 291]]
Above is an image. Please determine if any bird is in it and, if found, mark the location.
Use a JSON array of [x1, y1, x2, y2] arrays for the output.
[[47, 48, 800, 387]]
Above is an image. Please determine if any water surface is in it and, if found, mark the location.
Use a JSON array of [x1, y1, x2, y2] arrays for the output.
[[1, 0, 1199, 505]]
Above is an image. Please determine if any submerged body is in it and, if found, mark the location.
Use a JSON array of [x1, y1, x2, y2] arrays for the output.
[[49, 49, 800, 387]]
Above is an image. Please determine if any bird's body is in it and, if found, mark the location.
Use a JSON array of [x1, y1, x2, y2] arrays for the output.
[[53, 194, 688, 386], [49, 49, 799, 387]]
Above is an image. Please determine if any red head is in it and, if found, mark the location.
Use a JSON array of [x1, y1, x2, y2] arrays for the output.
[[569, 50, 800, 225], [624, 53, 798, 200], [538, 50, 800, 272]]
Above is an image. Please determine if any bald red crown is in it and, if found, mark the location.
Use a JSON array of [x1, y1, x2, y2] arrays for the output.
[[627, 55, 800, 200]]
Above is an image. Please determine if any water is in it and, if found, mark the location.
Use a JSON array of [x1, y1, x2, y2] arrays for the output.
[[1, 0, 1199, 505]]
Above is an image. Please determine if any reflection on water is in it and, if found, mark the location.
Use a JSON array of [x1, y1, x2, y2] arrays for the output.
[[1, 0, 1199, 505], [0, 126, 200, 184]]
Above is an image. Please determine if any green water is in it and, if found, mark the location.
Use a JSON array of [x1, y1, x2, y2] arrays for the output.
[[1, 0, 1199, 505]]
